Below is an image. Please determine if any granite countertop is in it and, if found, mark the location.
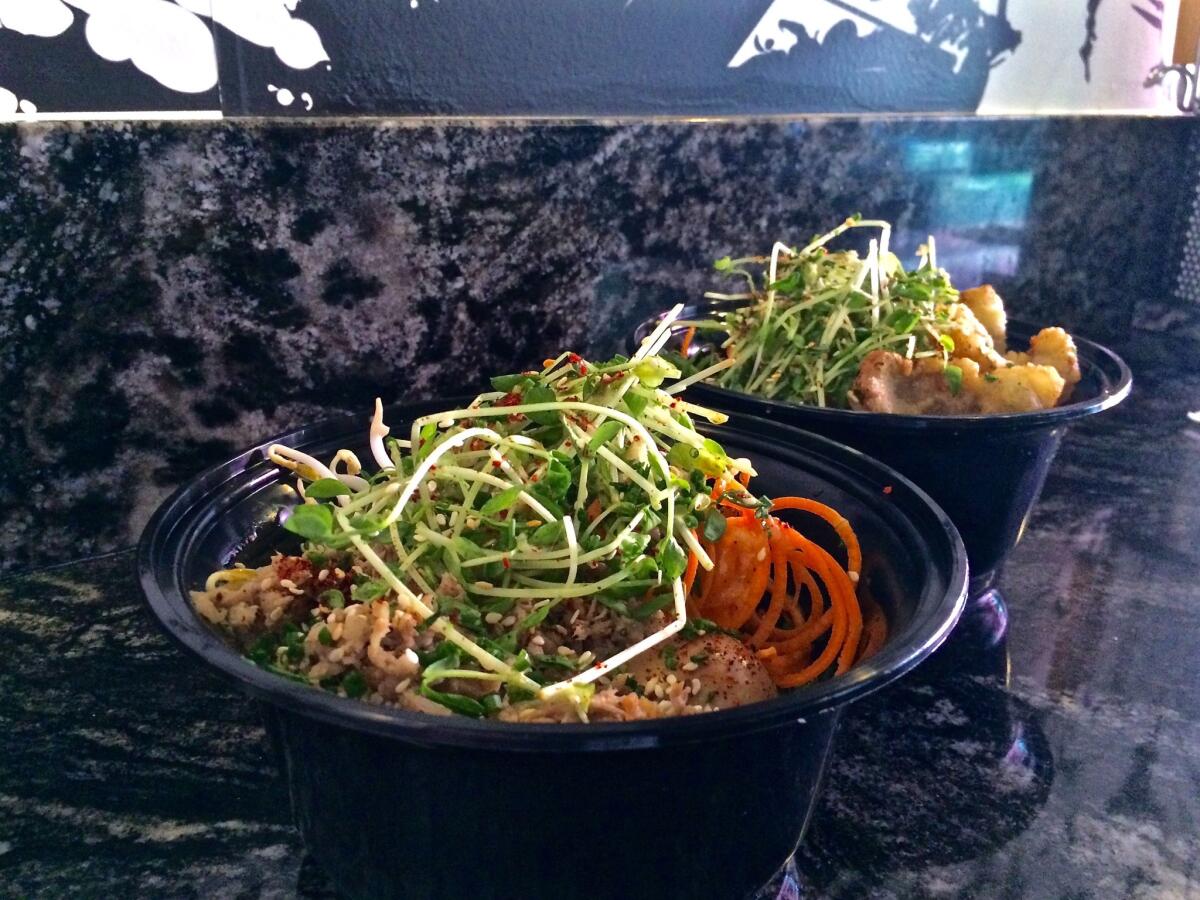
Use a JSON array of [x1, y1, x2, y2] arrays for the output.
[[2, 331, 1198, 899]]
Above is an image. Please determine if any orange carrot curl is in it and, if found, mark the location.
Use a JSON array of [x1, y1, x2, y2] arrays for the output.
[[687, 496, 882, 688]]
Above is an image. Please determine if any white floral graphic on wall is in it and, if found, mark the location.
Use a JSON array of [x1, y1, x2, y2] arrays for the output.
[[0, 0, 328, 113], [0, 0, 1176, 116]]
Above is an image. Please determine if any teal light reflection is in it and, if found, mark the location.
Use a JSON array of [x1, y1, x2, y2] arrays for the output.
[[932, 173, 1034, 230], [904, 139, 973, 173]]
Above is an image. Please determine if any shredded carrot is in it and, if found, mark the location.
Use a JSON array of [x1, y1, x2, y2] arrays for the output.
[[693, 518, 770, 629], [586, 498, 602, 522], [684, 494, 883, 689], [680, 326, 696, 357], [768, 497, 862, 577], [748, 537, 790, 646]]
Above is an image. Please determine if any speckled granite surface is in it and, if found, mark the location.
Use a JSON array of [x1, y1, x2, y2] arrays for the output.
[[3, 331, 1197, 899], [0, 116, 1195, 575]]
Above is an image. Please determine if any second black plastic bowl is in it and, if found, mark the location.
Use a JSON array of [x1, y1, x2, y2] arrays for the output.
[[636, 305, 1132, 594], [139, 399, 966, 900]]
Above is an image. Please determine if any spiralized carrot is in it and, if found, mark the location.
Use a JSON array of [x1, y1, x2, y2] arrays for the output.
[[688, 496, 884, 689], [768, 497, 862, 578], [697, 518, 770, 629], [748, 540, 790, 647]]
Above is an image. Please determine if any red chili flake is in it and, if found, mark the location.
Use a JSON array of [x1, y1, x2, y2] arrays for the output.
[[883, 485, 894, 495], [579, 364, 589, 375], [530, 474, 539, 482], [491, 459, 503, 468], [633, 435, 641, 442], [502, 557, 511, 569], [429, 465, 437, 471], [497, 392, 522, 407], [568, 353, 582, 364], [563, 440, 573, 448]]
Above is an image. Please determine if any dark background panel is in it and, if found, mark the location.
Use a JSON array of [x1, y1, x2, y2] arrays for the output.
[[0, 15, 220, 114], [215, 0, 1002, 116], [0, 116, 1193, 574]]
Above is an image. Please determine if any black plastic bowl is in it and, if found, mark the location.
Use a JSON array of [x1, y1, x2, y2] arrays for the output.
[[139, 399, 967, 900], [636, 304, 1131, 594]]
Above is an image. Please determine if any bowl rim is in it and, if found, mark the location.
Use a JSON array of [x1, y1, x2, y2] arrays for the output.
[[636, 302, 1132, 431], [138, 399, 967, 753]]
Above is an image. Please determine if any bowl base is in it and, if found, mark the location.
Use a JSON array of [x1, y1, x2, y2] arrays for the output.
[[925, 586, 1009, 680], [752, 855, 802, 899]]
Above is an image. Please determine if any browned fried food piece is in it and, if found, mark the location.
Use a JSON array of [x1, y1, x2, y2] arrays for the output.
[[849, 350, 979, 415]]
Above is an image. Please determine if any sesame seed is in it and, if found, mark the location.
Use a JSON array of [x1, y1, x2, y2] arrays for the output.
[[404, 648, 420, 665], [849, 571, 860, 583], [756, 547, 767, 562], [530, 634, 546, 646], [474, 581, 494, 590], [501, 615, 517, 627], [578, 650, 595, 666], [666, 673, 678, 686], [435, 513, 447, 526], [681, 661, 699, 672], [691, 678, 702, 694], [556, 645, 575, 656], [426, 481, 437, 492], [645, 677, 660, 695], [318, 569, 330, 581], [485, 612, 503, 624]]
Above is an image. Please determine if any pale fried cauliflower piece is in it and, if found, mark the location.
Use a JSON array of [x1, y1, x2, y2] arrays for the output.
[[959, 285, 1008, 353], [1004, 327, 1080, 402], [941, 302, 1008, 369], [976, 362, 1065, 413]]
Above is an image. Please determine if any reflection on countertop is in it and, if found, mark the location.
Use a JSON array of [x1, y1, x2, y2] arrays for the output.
[[1, 332, 1197, 898]]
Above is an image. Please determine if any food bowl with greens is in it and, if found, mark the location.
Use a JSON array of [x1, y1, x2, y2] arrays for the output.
[[140, 331, 966, 900], [635, 216, 1131, 593]]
